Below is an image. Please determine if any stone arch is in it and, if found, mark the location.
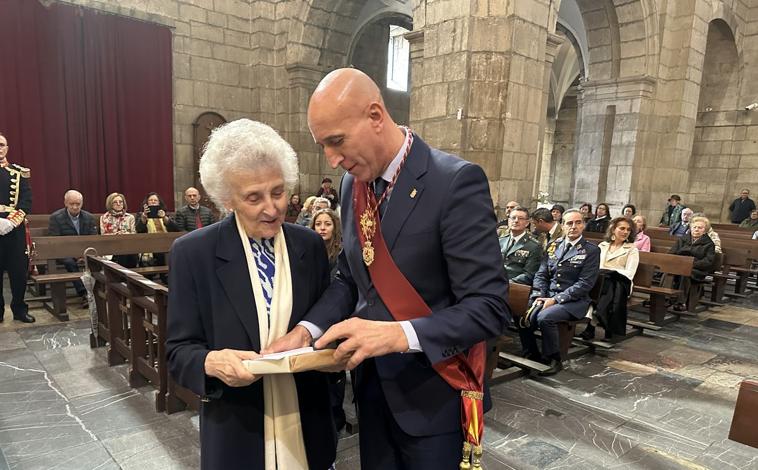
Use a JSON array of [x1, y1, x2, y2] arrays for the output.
[[572, 0, 658, 80]]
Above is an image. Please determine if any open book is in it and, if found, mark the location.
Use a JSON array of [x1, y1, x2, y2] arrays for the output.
[[242, 347, 341, 374]]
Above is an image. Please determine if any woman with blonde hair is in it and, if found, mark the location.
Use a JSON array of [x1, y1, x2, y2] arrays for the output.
[[100, 192, 138, 268], [295, 195, 317, 226], [669, 215, 715, 311], [632, 215, 651, 252]]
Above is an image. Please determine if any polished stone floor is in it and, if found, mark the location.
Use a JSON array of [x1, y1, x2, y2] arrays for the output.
[[1, 284, 757, 469]]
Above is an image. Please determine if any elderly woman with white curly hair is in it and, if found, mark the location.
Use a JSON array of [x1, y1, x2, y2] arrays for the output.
[[166, 119, 337, 470]]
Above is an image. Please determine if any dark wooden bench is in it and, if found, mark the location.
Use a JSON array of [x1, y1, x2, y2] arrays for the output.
[[28, 232, 182, 320], [127, 274, 199, 414], [633, 251, 693, 324]]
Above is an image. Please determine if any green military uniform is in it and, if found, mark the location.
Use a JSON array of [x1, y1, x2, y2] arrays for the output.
[[499, 232, 542, 285], [0, 162, 33, 322]]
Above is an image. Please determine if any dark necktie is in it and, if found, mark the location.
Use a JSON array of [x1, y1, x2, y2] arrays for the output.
[[374, 177, 388, 218]]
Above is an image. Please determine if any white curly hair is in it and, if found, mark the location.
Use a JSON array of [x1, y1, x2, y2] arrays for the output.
[[199, 119, 298, 208]]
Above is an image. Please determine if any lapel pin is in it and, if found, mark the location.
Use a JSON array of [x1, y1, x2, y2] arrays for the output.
[[410, 188, 417, 198]]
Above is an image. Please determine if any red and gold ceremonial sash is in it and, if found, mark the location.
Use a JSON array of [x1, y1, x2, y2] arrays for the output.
[[353, 178, 486, 470]]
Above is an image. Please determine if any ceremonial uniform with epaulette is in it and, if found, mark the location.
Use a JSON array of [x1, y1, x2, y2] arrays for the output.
[[0, 152, 34, 322], [518, 235, 599, 371], [499, 232, 542, 285]]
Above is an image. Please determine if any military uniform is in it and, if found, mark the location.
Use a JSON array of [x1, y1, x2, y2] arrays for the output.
[[499, 232, 542, 285], [0, 162, 33, 322], [519, 236, 599, 360], [535, 222, 564, 251]]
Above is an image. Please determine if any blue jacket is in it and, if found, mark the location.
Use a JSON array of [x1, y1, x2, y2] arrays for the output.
[[303, 135, 510, 437], [530, 236, 600, 318]]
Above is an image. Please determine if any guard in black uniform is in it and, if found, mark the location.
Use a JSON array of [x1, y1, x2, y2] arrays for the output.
[[0, 133, 34, 323]]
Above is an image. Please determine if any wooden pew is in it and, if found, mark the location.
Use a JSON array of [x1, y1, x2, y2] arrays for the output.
[[127, 275, 200, 414], [86, 255, 109, 348], [633, 251, 693, 324], [29, 232, 182, 320]]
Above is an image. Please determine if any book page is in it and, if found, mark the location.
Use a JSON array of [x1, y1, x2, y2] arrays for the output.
[[253, 347, 314, 361]]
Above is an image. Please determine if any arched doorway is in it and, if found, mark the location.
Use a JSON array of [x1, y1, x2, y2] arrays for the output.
[[192, 112, 226, 215]]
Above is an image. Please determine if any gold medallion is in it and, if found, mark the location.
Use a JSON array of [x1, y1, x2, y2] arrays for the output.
[[363, 242, 375, 266]]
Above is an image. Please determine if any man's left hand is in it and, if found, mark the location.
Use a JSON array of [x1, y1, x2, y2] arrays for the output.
[[535, 297, 556, 309], [315, 318, 409, 370]]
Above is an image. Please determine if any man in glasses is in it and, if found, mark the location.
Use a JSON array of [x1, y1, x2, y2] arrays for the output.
[[496, 200, 520, 237], [499, 206, 542, 285]]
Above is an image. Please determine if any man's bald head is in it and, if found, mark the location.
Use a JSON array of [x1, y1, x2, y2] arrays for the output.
[[185, 187, 201, 206], [310, 68, 384, 115], [307, 68, 405, 183], [64, 190, 83, 217]]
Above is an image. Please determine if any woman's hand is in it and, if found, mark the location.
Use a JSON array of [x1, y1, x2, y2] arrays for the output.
[[141, 204, 149, 222], [158, 209, 166, 219], [204, 349, 261, 387]]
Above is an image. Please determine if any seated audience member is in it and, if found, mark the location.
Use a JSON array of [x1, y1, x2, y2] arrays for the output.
[[692, 212, 722, 254], [497, 200, 520, 237], [581, 217, 639, 340], [519, 209, 600, 375], [316, 177, 339, 209], [286, 194, 302, 223], [296, 195, 317, 226], [175, 187, 217, 231], [632, 215, 651, 252], [669, 215, 715, 311], [659, 194, 685, 227], [100, 192, 139, 268], [739, 209, 758, 230], [309, 208, 346, 433], [579, 202, 593, 222], [551, 204, 565, 224], [136, 192, 179, 267], [729, 188, 755, 224], [622, 204, 636, 218], [586, 203, 611, 233], [312, 197, 330, 213], [48, 190, 98, 304], [499, 206, 542, 285], [669, 207, 693, 237], [531, 208, 562, 250]]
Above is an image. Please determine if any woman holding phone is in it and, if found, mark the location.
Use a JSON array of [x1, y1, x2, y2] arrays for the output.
[[136, 192, 179, 268]]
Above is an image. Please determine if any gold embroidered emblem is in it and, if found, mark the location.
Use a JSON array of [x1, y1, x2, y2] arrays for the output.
[[359, 210, 377, 266]]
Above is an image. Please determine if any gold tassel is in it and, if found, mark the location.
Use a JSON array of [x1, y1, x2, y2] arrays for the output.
[[472, 445, 483, 470], [459, 441, 472, 470]]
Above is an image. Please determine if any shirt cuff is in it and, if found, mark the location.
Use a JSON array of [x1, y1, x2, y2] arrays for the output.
[[400, 320, 423, 353], [297, 321, 323, 342]]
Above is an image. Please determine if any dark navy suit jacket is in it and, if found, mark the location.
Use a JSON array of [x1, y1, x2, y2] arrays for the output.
[[530, 236, 600, 318], [304, 135, 510, 437], [166, 216, 337, 470]]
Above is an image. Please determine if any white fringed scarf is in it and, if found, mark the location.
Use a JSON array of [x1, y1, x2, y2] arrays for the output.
[[235, 214, 309, 470]]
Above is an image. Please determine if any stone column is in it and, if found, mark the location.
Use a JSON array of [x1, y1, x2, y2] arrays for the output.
[[408, 0, 558, 209], [534, 33, 564, 203], [572, 75, 656, 211], [286, 63, 327, 195], [539, 118, 556, 195]]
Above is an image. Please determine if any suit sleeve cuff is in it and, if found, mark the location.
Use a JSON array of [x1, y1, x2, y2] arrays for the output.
[[400, 320, 423, 353], [298, 321, 323, 342]]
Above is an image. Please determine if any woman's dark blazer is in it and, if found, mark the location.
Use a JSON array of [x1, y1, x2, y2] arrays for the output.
[[166, 215, 337, 470], [669, 233, 715, 280]]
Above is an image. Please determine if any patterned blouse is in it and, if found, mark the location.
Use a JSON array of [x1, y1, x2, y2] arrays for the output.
[[100, 211, 136, 235]]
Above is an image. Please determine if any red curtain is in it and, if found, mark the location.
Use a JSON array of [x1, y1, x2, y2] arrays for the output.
[[0, 0, 174, 213]]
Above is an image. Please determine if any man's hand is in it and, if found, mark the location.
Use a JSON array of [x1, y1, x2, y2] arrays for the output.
[[314, 318, 409, 370], [260, 325, 312, 355], [204, 349, 261, 387], [0, 218, 14, 235], [534, 297, 556, 309]]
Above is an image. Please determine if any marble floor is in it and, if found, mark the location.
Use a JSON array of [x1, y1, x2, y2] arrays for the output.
[[0, 285, 757, 469]]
